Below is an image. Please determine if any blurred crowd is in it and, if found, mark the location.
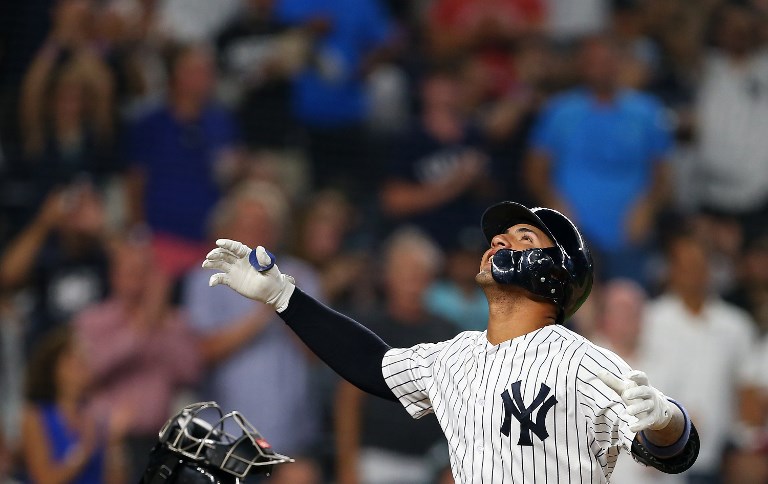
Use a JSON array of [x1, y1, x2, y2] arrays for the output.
[[0, 0, 767, 482]]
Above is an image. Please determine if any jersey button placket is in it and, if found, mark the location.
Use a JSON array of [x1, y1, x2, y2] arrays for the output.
[[473, 346, 490, 465]]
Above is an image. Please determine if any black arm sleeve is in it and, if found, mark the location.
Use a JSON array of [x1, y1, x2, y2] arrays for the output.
[[631, 423, 700, 474], [277, 288, 397, 401]]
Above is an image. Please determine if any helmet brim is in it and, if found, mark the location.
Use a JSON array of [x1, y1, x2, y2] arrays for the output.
[[481, 201, 558, 247]]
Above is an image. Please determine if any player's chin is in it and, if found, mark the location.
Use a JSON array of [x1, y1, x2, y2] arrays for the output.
[[475, 270, 495, 286]]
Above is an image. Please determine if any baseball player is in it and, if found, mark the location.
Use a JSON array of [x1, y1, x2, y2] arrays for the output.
[[202, 201, 700, 483]]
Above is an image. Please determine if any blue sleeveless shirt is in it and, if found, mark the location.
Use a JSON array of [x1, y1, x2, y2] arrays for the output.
[[39, 404, 105, 483]]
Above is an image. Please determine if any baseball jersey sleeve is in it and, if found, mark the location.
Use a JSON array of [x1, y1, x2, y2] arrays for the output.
[[576, 346, 638, 475], [381, 341, 450, 419]]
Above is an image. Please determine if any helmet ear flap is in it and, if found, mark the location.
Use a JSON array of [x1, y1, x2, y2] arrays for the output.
[[490, 247, 568, 307], [531, 208, 593, 320]]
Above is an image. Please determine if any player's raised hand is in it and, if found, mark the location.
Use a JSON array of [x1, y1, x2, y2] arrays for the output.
[[203, 239, 295, 312], [597, 370, 673, 433]]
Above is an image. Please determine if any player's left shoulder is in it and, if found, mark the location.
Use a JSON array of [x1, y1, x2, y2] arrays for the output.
[[536, 325, 629, 376], [578, 337, 634, 377]]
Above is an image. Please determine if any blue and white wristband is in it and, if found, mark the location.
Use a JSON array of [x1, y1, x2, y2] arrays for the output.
[[638, 399, 692, 459]]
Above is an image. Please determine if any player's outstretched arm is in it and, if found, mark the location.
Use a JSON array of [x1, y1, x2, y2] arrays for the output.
[[598, 370, 699, 474], [203, 239, 397, 401]]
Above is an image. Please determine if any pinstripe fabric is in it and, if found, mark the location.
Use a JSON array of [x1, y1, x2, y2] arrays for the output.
[[382, 325, 637, 483]]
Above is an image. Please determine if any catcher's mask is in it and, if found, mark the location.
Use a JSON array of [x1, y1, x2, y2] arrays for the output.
[[481, 201, 593, 322], [142, 401, 294, 484]]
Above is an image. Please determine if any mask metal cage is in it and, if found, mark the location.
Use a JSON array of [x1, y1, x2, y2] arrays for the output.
[[157, 401, 294, 479]]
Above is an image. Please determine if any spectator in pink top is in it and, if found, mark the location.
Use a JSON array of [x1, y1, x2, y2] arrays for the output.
[[73, 235, 201, 484]]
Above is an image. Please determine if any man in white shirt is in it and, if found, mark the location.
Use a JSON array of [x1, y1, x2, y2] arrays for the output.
[[642, 230, 759, 483], [696, 3, 768, 234]]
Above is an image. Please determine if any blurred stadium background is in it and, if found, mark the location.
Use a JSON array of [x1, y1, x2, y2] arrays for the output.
[[0, 0, 767, 482]]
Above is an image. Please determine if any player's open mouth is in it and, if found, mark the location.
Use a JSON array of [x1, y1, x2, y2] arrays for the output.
[[482, 248, 500, 266], [481, 253, 494, 271]]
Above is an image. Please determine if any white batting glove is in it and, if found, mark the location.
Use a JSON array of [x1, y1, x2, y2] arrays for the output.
[[202, 239, 295, 312], [597, 370, 673, 433]]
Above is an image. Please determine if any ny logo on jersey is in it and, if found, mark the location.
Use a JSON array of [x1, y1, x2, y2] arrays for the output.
[[500, 380, 558, 446]]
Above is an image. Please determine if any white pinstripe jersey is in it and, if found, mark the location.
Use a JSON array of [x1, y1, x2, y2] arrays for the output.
[[382, 324, 638, 483]]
